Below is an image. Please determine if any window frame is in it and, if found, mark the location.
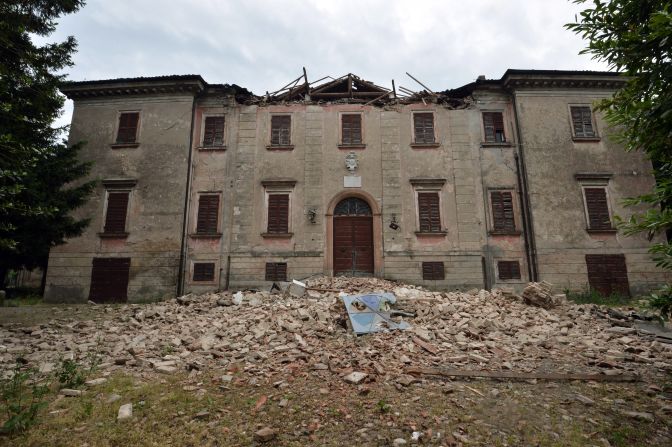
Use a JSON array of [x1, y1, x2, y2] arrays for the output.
[[265, 262, 288, 282], [267, 114, 294, 150], [99, 179, 136, 238], [496, 260, 522, 281], [575, 174, 615, 233], [481, 111, 508, 145], [112, 111, 141, 148], [189, 260, 219, 285], [422, 261, 445, 280], [192, 192, 222, 237], [411, 111, 439, 148], [261, 180, 296, 238], [339, 112, 365, 149], [200, 113, 227, 150], [568, 104, 600, 141], [488, 188, 521, 235], [410, 178, 447, 236]]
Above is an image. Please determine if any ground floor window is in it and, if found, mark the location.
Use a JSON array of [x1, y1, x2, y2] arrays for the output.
[[585, 254, 630, 296], [89, 257, 130, 303]]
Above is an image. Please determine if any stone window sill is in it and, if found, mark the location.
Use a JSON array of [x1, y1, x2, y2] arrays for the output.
[[586, 228, 617, 234], [338, 144, 366, 150], [415, 231, 447, 237], [410, 143, 441, 149], [190, 233, 222, 239], [261, 232, 293, 239], [198, 145, 227, 151], [489, 230, 522, 236], [98, 232, 129, 239], [481, 142, 512, 148], [110, 143, 139, 149], [266, 145, 294, 151], [573, 137, 601, 143]]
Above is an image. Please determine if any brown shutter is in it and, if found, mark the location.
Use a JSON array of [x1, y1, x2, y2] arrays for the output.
[[203, 116, 225, 146], [267, 194, 289, 233], [586, 254, 630, 296], [417, 192, 441, 232], [571, 106, 595, 137], [116, 112, 139, 143], [413, 113, 435, 144], [271, 115, 291, 146], [491, 191, 516, 232], [342, 114, 362, 145], [498, 261, 521, 280], [89, 258, 130, 303], [483, 112, 505, 143], [196, 194, 219, 234], [193, 262, 215, 281], [584, 188, 611, 229], [104, 192, 129, 234], [422, 262, 445, 280], [265, 262, 287, 281]]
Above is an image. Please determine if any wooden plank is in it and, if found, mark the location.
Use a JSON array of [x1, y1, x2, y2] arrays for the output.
[[412, 337, 439, 355], [406, 366, 639, 382]]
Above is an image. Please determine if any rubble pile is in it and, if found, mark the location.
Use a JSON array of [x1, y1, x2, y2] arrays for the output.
[[1, 277, 671, 385]]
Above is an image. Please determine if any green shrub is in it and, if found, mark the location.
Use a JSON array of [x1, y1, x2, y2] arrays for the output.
[[649, 284, 672, 320], [56, 351, 101, 389], [564, 288, 632, 307], [0, 363, 50, 433]]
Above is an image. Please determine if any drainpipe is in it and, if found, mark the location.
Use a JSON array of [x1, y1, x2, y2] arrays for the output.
[[511, 93, 539, 282], [176, 94, 199, 296]]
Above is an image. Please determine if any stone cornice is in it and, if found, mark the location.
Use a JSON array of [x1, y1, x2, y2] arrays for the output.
[[60, 75, 207, 99]]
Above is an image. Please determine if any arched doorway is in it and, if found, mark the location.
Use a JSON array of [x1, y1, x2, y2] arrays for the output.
[[333, 197, 374, 276]]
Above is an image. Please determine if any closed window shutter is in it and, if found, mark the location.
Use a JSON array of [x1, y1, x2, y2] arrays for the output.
[[265, 262, 287, 281], [271, 116, 291, 146], [104, 192, 129, 233], [193, 262, 215, 281], [267, 194, 289, 233], [196, 195, 219, 234], [584, 188, 611, 229], [491, 191, 515, 232], [483, 112, 505, 143], [342, 114, 362, 145], [586, 254, 630, 296], [571, 106, 595, 137], [116, 112, 139, 143], [89, 258, 131, 302], [203, 116, 225, 146], [422, 262, 444, 280], [418, 192, 441, 232], [498, 261, 521, 280], [413, 113, 435, 144]]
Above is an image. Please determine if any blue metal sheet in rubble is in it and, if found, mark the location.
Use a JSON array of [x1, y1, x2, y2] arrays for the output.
[[341, 293, 411, 335]]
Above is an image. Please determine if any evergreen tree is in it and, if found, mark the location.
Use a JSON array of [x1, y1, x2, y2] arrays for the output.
[[0, 1, 92, 290]]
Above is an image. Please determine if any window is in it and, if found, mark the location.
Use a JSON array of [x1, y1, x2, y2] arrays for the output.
[[104, 192, 130, 234], [418, 192, 441, 232], [583, 187, 612, 230], [265, 262, 287, 281], [89, 258, 131, 303], [585, 254, 630, 296], [193, 262, 215, 282], [570, 106, 596, 138], [483, 112, 505, 143], [413, 112, 435, 144], [202, 116, 225, 147], [341, 114, 362, 145], [270, 115, 291, 146], [267, 194, 289, 233], [116, 112, 139, 144], [490, 191, 516, 233], [497, 261, 521, 280], [422, 262, 444, 280], [196, 194, 220, 234]]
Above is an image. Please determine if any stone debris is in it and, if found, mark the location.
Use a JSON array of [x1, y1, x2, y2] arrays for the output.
[[343, 371, 368, 384], [60, 389, 83, 397], [117, 403, 133, 421], [254, 426, 277, 442], [0, 276, 671, 387]]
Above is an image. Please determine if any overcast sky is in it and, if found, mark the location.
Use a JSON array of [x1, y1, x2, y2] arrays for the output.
[[43, 0, 609, 128]]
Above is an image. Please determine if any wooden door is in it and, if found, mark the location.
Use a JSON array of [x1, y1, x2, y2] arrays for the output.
[[333, 198, 374, 276], [89, 257, 131, 302], [585, 254, 630, 297]]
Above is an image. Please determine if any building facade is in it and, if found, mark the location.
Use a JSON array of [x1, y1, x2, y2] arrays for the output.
[[44, 70, 670, 302]]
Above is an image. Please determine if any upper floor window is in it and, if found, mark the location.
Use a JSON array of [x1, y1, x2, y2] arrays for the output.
[[413, 112, 436, 144], [583, 187, 613, 231], [261, 180, 295, 237], [196, 194, 220, 235], [202, 116, 225, 147], [270, 115, 292, 147], [116, 112, 139, 144], [341, 114, 363, 146], [490, 190, 516, 233], [570, 106, 596, 138], [100, 179, 136, 238], [482, 112, 506, 143]]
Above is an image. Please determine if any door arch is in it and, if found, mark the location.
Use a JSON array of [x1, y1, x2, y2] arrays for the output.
[[325, 191, 382, 277]]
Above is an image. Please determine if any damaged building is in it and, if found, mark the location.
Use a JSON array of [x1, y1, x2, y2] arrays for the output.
[[44, 69, 671, 302]]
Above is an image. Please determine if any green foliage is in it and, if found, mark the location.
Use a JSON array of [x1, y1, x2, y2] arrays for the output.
[[56, 352, 101, 389], [0, 362, 50, 434], [0, 1, 92, 284], [376, 399, 391, 414], [649, 284, 672, 318], [564, 288, 632, 307]]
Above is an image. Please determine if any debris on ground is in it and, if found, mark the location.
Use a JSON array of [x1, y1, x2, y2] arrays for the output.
[[0, 277, 671, 388]]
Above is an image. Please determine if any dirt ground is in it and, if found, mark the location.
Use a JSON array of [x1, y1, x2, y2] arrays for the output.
[[1, 302, 671, 446]]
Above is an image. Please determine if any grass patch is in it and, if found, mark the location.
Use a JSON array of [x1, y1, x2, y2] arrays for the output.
[[565, 288, 633, 307]]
